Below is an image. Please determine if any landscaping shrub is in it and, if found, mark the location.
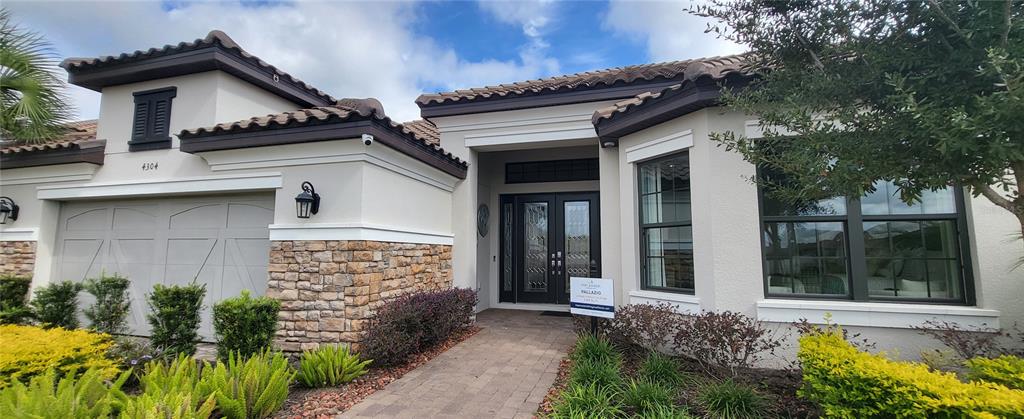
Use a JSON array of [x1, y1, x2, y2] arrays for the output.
[[672, 310, 781, 375], [634, 404, 693, 419], [605, 302, 681, 353], [569, 357, 622, 390], [199, 350, 293, 419], [549, 383, 624, 419], [0, 275, 33, 325], [0, 367, 131, 418], [31, 280, 82, 329], [965, 355, 1024, 390], [571, 334, 621, 365], [0, 324, 120, 388], [799, 327, 1024, 417], [914, 319, 1010, 360], [621, 378, 674, 414], [147, 282, 206, 356], [132, 355, 216, 419], [82, 274, 131, 335], [360, 288, 476, 367], [212, 290, 280, 360], [296, 345, 372, 388], [119, 389, 217, 419], [639, 352, 688, 388], [697, 379, 767, 419]]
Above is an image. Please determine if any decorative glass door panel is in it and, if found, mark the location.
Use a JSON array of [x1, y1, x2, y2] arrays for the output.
[[501, 192, 600, 304], [523, 202, 549, 294]]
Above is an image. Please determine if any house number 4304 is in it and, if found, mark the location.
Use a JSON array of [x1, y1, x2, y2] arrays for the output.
[[142, 162, 158, 171]]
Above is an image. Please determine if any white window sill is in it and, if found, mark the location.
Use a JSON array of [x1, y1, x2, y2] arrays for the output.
[[628, 290, 701, 314], [757, 299, 1000, 330]]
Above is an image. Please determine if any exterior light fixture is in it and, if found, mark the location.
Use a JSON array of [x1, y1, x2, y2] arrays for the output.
[[294, 181, 320, 219], [0, 197, 19, 224], [602, 141, 616, 148]]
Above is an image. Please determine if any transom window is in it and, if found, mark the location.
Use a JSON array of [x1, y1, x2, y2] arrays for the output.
[[760, 176, 972, 304], [638, 152, 694, 294]]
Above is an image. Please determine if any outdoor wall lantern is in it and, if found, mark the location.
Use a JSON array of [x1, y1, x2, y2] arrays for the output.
[[294, 182, 320, 219], [0, 197, 19, 224]]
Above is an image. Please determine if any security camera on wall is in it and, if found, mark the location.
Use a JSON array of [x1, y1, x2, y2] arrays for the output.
[[362, 134, 374, 146]]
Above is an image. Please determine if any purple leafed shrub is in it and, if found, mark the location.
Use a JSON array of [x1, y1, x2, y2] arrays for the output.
[[913, 320, 1015, 360], [672, 310, 782, 375], [360, 288, 477, 367], [604, 302, 683, 354]]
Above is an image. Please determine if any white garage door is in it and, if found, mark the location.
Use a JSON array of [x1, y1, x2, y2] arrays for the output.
[[55, 194, 274, 340]]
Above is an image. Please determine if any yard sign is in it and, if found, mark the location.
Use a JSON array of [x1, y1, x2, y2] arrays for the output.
[[569, 277, 615, 319]]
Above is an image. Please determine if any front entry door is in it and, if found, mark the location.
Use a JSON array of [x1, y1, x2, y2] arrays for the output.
[[500, 192, 601, 304]]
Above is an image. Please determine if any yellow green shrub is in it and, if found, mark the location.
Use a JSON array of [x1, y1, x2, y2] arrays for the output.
[[966, 355, 1024, 390], [798, 328, 1024, 418], [0, 324, 120, 388]]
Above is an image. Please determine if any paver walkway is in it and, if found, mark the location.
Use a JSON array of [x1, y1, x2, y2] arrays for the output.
[[339, 309, 576, 419]]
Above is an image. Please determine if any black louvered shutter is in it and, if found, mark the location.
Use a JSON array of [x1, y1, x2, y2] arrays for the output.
[[129, 86, 177, 151]]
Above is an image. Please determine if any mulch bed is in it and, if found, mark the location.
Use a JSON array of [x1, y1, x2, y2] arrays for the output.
[[274, 326, 481, 419], [537, 346, 574, 417]]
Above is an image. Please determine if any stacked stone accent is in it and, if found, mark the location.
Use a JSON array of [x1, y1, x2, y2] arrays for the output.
[[267, 240, 452, 352], [0, 241, 36, 277]]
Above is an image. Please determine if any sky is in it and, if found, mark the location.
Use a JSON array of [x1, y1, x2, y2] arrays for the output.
[[5, 0, 745, 123]]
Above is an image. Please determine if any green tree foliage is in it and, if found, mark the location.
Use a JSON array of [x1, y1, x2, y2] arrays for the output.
[[0, 275, 32, 325], [82, 274, 131, 335], [0, 9, 73, 143], [692, 1, 1024, 243]]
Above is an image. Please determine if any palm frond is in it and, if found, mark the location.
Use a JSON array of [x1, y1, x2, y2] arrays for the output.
[[0, 8, 74, 143]]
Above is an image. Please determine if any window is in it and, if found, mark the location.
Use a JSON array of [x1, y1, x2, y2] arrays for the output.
[[130, 87, 177, 151], [506, 158, 599, 184], [760, 177, 972, 304], [638, 152, 694, 293]]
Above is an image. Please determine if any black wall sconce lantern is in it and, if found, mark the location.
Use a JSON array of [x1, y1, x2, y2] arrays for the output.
[[0, 197, 19, 224], [294, 182, 320, 219]]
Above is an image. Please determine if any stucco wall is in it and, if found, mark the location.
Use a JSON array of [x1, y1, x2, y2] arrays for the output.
[[610, 106, 1021, 361]]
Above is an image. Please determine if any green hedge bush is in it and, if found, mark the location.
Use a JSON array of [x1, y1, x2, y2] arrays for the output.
[[966, 355, 1024, 390], [212, 290, 280, 360], [31, 281, 82, 329], [83, 274, 131, 335], [0, 275, 32, 325], [147, 282, 206, 356], [799, 326, 1024, 417]]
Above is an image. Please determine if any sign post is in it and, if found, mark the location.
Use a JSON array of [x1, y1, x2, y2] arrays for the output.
[[569, 277, 615, 335]]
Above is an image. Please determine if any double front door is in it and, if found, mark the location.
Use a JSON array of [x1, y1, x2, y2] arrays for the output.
[[499, 192, 601, 304]]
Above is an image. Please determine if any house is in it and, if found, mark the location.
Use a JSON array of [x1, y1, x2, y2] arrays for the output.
[[0, 31, 1018, 356]]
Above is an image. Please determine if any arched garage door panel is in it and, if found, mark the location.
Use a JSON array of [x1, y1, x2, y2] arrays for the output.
[[54, 194, 273, 340]]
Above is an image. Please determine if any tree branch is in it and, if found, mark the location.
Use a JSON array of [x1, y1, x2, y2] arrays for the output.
[[972, 181, 1018, 213], [1002, 0, 1012, 48], [926, 0, 975, 48]]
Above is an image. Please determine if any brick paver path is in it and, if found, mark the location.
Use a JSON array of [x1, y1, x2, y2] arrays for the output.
[[339, 309, 576, 419]]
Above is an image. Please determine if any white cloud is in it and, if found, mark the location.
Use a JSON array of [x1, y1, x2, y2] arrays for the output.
[[602, 0, 746, 62], [4, 0, 561, 123], [476, 0, 559, 74]]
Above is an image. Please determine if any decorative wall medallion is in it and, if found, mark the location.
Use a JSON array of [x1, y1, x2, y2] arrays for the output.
[[477, 204, 489, 237]]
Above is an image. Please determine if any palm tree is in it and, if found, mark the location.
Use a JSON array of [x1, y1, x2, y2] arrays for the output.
[[0, 8, 73, 143]]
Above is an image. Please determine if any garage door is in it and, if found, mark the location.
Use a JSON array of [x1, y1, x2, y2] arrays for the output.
[[54, 194, 274, 340]]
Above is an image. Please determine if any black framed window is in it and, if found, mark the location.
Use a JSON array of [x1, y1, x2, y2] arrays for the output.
[[760, 177, 973, 304], [638, 152, 694, 294], [130, 86, 177, 151], [506, 158, 599, 184]]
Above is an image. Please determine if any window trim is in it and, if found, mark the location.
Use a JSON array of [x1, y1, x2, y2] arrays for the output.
[[129, 86, 177, 152], [756, 178, 976, 305], [637, 152, 694, 295]]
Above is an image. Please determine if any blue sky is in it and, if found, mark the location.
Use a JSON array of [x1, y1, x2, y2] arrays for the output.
[[6, 0, 743, 122]]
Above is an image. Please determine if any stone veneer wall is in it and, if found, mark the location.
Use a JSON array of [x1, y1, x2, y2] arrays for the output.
[[0, 241, 36, 277], [267, 240, 452, 352]]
